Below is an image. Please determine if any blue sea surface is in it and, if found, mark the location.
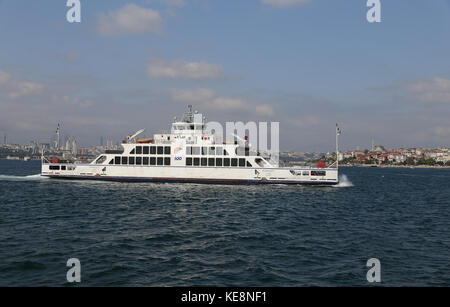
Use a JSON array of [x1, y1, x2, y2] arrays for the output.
[[0, 160, 449, 286]]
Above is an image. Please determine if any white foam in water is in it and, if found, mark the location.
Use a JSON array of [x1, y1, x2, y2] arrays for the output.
[[0, 174, 48, 181], [334, 174, 354, 188]]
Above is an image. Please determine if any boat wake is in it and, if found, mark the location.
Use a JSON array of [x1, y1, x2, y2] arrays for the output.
[[0, 174, 48, 181], [334, 174, 354, 188]]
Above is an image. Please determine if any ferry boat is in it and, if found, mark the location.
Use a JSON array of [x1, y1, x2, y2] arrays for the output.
[[41, 106, 339, 185]]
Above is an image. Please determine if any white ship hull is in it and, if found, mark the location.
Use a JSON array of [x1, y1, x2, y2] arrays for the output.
[[41, 164, 338, 185]]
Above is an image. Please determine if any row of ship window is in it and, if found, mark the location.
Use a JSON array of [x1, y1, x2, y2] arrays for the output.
[[129, 146, 236, 156], [48, 165, 76, 171], [186, 147, 229, 156], [109, 156, 253, 167], [186, 158, 252, 167], [111, 156, 171, 166], [130, 146, 171, 155]]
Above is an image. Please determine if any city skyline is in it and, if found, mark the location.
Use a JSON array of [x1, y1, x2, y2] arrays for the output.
[[0, 0, 449, 151]]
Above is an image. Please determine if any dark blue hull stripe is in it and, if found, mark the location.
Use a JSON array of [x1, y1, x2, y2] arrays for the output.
[[43, 175, 338, 186]]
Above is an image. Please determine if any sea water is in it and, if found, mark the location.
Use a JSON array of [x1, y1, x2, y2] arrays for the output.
[[0, 160, 449, 286]]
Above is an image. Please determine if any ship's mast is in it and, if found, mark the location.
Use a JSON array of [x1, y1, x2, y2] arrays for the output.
[[183, 105, 194, 123], [336, 124, 341, 169]]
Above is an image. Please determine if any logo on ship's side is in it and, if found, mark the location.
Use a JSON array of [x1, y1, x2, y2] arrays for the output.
[[174, 147, 183, 161]]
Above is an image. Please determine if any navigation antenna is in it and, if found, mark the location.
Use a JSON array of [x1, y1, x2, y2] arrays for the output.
[[182, 105, 194, 123], [336, 124, 341, 169]]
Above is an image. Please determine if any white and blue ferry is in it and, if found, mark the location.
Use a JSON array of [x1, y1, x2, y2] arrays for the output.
[[41, 106, 339, 185]]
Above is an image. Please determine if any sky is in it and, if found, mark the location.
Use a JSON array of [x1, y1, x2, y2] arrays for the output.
[[0, 0, 449, 152]]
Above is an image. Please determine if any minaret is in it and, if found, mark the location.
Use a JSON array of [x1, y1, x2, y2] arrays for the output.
[[55, 123, 60, 149]]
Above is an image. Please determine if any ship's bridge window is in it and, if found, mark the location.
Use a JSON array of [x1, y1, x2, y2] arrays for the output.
[[122, 157, 128, 165], [239, 158, 245, 167], [164, 146, 171, 155], [186, 157, 193, 166], [193, 158, 200, 166], [208, 158, 215, 166], [130, 148, 135, 155], [49, 165, 60, 170], [311, 171, 326, 176], [192, 147, 200, 155], [216, 158, 223, 167], [224, 158, 230, 167], [114, 156, 121, 165], [143, 146, 149, 155], [209, 147, 215, 155], [186, 147, 192, 155], [157, 157, 163, 166], [129, 157, 135, 165], [143, 157, 149, 165], [136, 146, 142, 154], [150, 157, 156, 165], [150, 146, 156, 155], [231, 158, 238, 167], [202, 147, 208, 155], [95, 156, 107, 164], [157, 146, 163, 155]]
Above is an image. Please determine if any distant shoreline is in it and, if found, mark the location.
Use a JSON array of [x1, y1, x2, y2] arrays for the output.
[[341, 165, 450, 169]]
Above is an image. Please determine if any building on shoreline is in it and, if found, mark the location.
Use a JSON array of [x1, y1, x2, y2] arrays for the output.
[[335, 146, 450, 166]]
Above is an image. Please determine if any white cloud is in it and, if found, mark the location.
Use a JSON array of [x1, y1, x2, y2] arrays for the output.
[[433, 126, 450, 137], [148, 59, 223, 79], [408, 77, 450, 104], [261, 0, 311, 8], [0, 71, 12, 84], [52, 95, 93, 108], [97, 4, 163, 36], [255, 104, 275, 116], [0, 71, 44, 99], [287, 117, 320, 128], [169, 88, 274, 116], [170, 88, 216, 103]]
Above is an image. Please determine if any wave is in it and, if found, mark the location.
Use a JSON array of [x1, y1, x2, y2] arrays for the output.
[[0, 174, 48, 181], [334, 174, 354, 188]]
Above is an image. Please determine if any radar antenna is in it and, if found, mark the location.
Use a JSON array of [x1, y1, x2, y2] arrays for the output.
[[182, 105, 194, 123]]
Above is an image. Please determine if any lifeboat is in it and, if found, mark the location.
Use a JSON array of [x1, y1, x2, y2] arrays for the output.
[[317, 162, 326, 168], [136, 138, 154, 144]]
